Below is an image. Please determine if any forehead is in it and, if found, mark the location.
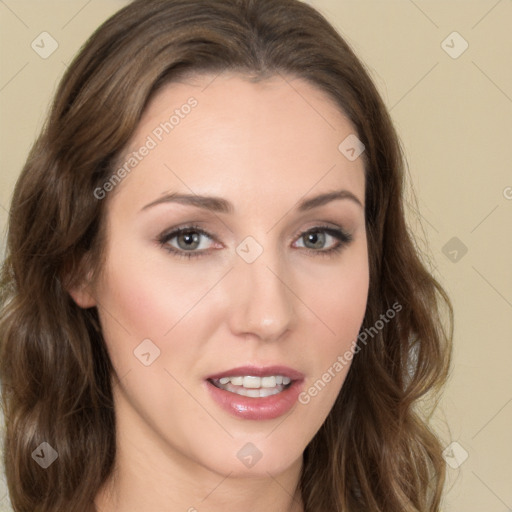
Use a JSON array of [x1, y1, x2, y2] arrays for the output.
[[109, 72, 365, 213]]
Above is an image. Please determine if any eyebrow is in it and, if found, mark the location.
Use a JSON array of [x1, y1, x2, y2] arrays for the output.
[[140, 189, 364, 214]]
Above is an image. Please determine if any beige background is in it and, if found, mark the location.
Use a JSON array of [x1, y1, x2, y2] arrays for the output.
[[0, 1, 511, 511]]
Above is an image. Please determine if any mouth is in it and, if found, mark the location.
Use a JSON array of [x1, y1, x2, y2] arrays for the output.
[[205, 365, 305, 420], [208, 374, 293, 398]]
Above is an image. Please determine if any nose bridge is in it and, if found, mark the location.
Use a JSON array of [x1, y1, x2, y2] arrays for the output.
[[228, 238, 296, 341]]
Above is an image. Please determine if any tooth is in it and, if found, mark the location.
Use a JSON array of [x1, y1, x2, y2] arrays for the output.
[[259, 387, 280, 397], [219, 377, 230, 385], [261, 376, 277, 388], [275, 376, 283, 385], [243, 376, 261, 388], [282, 376, 291, 385], [214, 379, 289, 397], [230, 376, 243, 386]]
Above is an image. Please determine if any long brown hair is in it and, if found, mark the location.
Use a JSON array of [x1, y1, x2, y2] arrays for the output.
[[0, 0, 453, 510]]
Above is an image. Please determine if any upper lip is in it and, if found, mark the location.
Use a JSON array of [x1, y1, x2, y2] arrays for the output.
[[206, 365, 305, 381]]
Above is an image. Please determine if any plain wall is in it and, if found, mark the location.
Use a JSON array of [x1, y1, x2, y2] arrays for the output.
[[0, 1, 511, 511]]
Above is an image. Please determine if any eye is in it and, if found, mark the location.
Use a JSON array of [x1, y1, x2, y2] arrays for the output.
[[157, 225, 217, 259], [293, 226, 352, 256]]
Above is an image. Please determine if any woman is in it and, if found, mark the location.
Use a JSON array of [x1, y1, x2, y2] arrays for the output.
[[0, 0, 453, 510]]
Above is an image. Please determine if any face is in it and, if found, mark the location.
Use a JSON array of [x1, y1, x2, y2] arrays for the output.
[[78, 73, 368, 480]]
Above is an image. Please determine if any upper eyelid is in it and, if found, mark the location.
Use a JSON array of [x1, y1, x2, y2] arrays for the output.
[[158, 226, 218, 245]]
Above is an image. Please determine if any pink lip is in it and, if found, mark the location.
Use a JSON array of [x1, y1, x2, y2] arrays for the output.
[[205, 365, 305, 421], [206, 365, 305, 380]]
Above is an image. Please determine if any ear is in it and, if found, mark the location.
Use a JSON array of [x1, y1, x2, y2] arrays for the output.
[[63, 255, 98, 309], [68, 272, 97, 309]]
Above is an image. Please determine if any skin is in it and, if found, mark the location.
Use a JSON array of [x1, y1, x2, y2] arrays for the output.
[[70, 72, 369, 512]]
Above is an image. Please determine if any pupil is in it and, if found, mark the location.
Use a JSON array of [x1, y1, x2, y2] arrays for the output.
[[305, 231, 325, 249], [179, 232, 199, 250]]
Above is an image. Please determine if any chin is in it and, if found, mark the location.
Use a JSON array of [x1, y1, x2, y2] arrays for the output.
[[196, 434, 305, 478]]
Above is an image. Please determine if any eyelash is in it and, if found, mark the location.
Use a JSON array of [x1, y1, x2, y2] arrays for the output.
[[157, 224, 353, 260]]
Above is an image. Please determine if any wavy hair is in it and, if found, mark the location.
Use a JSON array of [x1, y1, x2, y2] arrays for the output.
[[0, 0, 453, 510]]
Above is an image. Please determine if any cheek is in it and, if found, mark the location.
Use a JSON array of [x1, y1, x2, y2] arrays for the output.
[[304, 240, 369, 345], [296, 241, 369, 401], [93, 250, 213, 426], [93, 247, 175, 374], [96, 244, 211, 338], [93, 238, 227, 387], [96, 261, 169, 344], [324, 265, 369, 346]]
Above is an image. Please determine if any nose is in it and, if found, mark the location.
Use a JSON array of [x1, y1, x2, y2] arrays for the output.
[[227, 247, 297, 342]]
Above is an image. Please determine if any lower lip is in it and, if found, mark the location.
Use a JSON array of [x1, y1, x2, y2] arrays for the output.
[[205, 379, 304, 420]]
